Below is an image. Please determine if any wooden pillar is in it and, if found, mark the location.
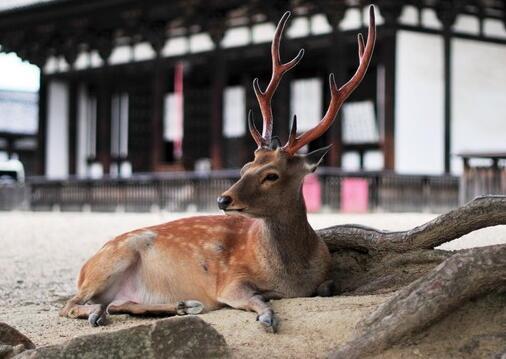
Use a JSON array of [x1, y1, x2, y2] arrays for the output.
[[379, 4, 402, 171], [209, 21, 226, 169], [97, 73, 111, 174], [67, 78, 77, 175], [96, 33, 113, 175], [242, 73, 256, 162], [382, 30, 397, 171], [436, 7, 456, 173], [443, 31, 452, 173], [151, 56, 165, 171], [210, 52, 226, 169], [37, 73, 47, 176], [147, 25, 167, 172], [325, 6, 346, 167]]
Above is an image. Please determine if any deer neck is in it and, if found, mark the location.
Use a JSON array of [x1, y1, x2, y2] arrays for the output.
[[258, 188, 317, 263]]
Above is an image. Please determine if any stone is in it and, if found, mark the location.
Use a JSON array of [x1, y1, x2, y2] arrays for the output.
[[16, 316, 229, 358], [0, 323, 35, 358]]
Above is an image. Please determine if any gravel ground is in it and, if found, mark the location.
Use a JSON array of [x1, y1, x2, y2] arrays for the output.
[[0, 211, 505, 357]]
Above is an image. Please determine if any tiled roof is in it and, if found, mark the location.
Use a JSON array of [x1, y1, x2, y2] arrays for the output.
[[0, 90, 38, 134], [0, 0, 56, 12]]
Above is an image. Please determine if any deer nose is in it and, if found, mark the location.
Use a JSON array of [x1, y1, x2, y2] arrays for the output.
[[217, 195, 233, 210]]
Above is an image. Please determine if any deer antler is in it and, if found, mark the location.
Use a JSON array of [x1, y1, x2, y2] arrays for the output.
[[282, 6, 376, 155], [249, 11, 304, 148]]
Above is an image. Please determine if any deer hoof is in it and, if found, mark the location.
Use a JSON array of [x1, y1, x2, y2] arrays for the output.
[[88, 309, 107, 327], [316, 279, 335, 297], [257, 310, 279, 333], [176, 300, 204, 315]]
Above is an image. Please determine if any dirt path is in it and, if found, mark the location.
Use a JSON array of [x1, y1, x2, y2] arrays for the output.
[[1, 212, 505, 357]]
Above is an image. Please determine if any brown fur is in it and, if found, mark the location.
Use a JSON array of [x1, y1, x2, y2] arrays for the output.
[[60, 149, 331, 331], [61, 7, 374, 330]]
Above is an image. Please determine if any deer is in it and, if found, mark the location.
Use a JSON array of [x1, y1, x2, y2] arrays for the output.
[[60, 6, 376, 333]]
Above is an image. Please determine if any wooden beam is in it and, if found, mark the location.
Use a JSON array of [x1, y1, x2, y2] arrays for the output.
[[37, 73, 47, 176], [67, 78, 77, 175], [210, 50, 226, 169], [382, 28, 397, 171], [443, 30, 452, 173], [436, 6, 457, 174], [325, 8, 346, 167], [97, 74, 111, 174], [380, 4, 402, 171], [150, 56, 165, 171], [242, 72, 256, 163]]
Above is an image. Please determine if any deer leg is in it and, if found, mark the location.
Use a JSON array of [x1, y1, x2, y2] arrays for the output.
[[219, 283, 279, 333], [60, 300, 107, 327], [106, 300, 204, 317], [60, 236, 142, 326], [315, 279, 335, 297]]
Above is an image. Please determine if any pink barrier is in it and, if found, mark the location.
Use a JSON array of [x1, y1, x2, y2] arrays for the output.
[[302, 174, 322, 212], [340, 178, 369, 213]]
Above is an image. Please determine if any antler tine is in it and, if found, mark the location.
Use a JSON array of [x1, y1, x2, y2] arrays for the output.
[[282, 5, 376, 156], [286, 115, 298, 148], [248, 109, 266, 147], [252, 11, 304, 147]]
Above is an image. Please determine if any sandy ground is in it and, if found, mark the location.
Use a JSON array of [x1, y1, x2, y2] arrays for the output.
[[0, 211, 505, 358]]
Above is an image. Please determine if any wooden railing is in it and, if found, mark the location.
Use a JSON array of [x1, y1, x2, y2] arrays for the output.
[[460, 167, 506, 204], [0, 169, 460, 213]]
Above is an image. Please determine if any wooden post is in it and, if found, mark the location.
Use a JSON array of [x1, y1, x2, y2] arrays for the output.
[[147, 25, 167, 172], [380, 5, 402, 170], [442, 30, 453, 174], [382, 30, 397, 171], [96, 36, 112, 175], [325, 6, 346, 167], [436, 6, 457, 174], [151, 56, 165, 171], [37, 73, 48, 176], [209, 22, 226, 169], [68, 77, 77, 175], [97, 75, 111, 174], [242, 73, 256, 163]]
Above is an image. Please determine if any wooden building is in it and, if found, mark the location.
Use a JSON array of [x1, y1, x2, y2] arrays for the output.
[[0, 89, 38, 175], [0, 0, 504, 179]]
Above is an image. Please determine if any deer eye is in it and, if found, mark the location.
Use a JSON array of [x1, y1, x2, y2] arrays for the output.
[[262, 173, 279, 183]]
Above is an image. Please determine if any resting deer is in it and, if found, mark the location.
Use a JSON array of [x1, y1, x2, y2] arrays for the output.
[[60, 7, 376, 333]]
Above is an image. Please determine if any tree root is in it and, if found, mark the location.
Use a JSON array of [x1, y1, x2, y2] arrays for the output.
[[318, 195, 506, 253], [316, 196, 506, 295], [314, 196, 506, 357], [328, 244, 506, 358]]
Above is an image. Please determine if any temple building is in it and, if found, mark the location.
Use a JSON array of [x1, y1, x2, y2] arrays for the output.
[[0, 89, 38, 175], [0, 0, 505, 179]]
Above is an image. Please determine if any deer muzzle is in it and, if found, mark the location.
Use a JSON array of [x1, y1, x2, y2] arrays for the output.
[[217, 195, 233, 210]]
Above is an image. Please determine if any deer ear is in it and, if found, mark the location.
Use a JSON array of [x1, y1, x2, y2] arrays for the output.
[[304, 144, 332, 172]]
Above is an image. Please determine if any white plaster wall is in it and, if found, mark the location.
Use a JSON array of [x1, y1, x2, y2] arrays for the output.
[[395, 31, 445, 174], [76, 85, 88, 177], [451, 39, 506, 174], [46, 80, 69, 179]]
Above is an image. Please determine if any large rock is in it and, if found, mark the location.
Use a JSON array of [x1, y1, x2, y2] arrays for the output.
[[0, 322, 35, 359], [16, 316, 229, 359]]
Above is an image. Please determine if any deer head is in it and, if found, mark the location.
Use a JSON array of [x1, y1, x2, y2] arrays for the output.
[[218, 7, 376, 218]]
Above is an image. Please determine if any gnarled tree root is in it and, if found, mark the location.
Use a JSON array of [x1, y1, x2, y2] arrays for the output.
[[328, 244, 506, 358], [318, 195, 506, 253], [316, 196, 506, 295]]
